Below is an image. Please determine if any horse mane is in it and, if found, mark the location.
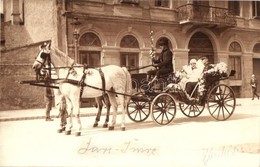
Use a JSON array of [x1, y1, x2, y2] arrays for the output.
[[50, 47, 75, 67]]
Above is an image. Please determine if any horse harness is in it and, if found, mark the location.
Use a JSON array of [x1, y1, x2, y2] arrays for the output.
[[65, 64, 106, 99]]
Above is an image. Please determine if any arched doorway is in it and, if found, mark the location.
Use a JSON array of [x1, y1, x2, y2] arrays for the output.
[[188, 32, 214, 64]]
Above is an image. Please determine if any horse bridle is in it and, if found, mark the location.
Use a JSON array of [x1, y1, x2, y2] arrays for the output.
[[35, 50, 52, 79], [35, 59, 45, 66]]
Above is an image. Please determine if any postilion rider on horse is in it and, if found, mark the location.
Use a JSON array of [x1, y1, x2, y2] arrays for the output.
[[147, 38, 173, 86]]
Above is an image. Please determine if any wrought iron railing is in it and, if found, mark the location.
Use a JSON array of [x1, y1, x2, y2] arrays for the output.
[[177, 4, 236, 26]]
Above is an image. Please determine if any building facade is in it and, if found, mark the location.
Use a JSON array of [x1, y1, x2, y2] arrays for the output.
[[1, 0, 260, 110]]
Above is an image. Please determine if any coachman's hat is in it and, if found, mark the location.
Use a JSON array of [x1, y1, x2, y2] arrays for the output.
[[159, 38, 168, 46]]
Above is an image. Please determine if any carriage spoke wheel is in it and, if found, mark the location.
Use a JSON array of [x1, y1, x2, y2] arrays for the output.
[[127, 100, 150, 122], [179, 103, 205, 118], [207, 84, 236, 121], [150, 93, 177, 126]]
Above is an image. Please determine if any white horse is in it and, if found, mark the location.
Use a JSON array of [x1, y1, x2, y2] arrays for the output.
[[32, 43, 132, 136]]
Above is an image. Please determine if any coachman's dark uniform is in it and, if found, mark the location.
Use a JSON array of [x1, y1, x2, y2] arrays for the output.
[[152, 47, 173, 77], [147, 39, 173, 81]]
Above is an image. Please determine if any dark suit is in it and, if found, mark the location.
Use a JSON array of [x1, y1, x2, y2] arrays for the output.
[[45, 87, 54, 119], [250, 77, 259, 100], [147, 47, 173, 78]]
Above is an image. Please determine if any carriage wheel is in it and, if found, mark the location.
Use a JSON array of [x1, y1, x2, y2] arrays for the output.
[[179, 103, 205, 118], [127, 99, 150, 122], [150, 93, 177, 125], [207, 84, 236, 121]]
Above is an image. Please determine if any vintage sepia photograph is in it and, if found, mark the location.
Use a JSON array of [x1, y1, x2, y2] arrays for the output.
[[0, 0, 260, 166]]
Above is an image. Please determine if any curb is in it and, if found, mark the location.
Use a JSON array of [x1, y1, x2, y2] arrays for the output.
[[0, 111, 124, 122], [0, 113, 99, 122], [0, 98, 259, 122]]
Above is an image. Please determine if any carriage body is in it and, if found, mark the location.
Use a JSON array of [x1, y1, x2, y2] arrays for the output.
[[127, 63, 236, 126]]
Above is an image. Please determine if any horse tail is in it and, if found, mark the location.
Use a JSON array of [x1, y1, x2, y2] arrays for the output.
[[122, 67, 132, 101]]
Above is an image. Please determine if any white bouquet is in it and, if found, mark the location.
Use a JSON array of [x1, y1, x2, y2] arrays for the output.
[[204, 62, 228, 75]]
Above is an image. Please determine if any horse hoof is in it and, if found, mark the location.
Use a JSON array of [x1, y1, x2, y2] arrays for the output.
[[93, 123, 98, 127], [108, 126, 114, 130], [65, 130, 71, 135], [121, 127, 126, 131], [57, 129, 63, 133], [103, 124, 108, 128], [75, 132, 81, 136], [57, 127, 66, 133]]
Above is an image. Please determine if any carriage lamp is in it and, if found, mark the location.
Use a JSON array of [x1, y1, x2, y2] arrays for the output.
[[71, 17, 81, 62]]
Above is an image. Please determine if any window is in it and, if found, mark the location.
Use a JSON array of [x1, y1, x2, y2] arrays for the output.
[[193, 0, 209, 19], [229, 42, 242, 80], [253, 43, 260, 53], [193, 0, 209, 7], [78, 32, 101, 67], [229, 41, 241, 52], [80, 51, 100, 67], [120, 53, 139, 71], [252, 1, 260, 18], [79, 32, 101, 47], [229, 56, 241, 80], [120, 0, 139, 4], [228, 1, 240, 16], [155, 0, 170, 8], [120, 35, 139, 48], [120, 35, 139, 74]]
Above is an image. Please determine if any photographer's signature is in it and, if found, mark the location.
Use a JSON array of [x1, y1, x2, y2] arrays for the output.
[[203, 143, 260, 166], [78, 138, 158, 156]]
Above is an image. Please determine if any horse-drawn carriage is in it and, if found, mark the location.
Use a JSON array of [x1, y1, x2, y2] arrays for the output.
[[20, 42, 236, 136], [127, 62, 236, 126]]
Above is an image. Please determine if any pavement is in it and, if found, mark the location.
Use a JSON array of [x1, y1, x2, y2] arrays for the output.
[[0, 105, 103, 122], [0, 98, 259, 122], [1, 97, 260, 167], [0, 97, 260, 167]]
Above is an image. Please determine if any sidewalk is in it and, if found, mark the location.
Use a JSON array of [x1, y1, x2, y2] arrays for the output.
[[0, 106, 105, 122], [0, 98, 259, 122]]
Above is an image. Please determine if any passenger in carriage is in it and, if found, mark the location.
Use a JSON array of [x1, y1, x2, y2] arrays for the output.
[[147, 38, 173, 86], [197, 57, 211, 74], [182, 59, 201, 96]]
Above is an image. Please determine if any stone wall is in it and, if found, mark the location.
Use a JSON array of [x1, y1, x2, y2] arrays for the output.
[[0, 42, 49, 111], [3, 0, 57, 49], [0, 0, 59, 110]]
